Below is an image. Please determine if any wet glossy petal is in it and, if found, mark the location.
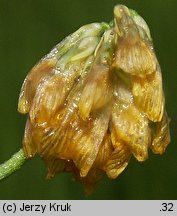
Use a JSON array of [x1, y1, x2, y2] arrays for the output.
[[132, 68, 164, 122], [94, 133, 113, 169], [111, 100, 150, 161], [105, 127, 131, 179], [29, 35, 102, 125], [151, 111, 171, 154], [23, 117, 37, 157], [114, 5, 157, 77], [29, 61, 84, 125], [130, 9, 152, 41], [54, 23, 109, 58], [115, 31, 157, 77], [40, 106, 110, 178], [71, 108, 110, 177], [18, 59, 57, 114], [18, 23, 106, 115], [78, 29, 115, 120], [29, 56, 95, 158], [111, 74, 150, 161]]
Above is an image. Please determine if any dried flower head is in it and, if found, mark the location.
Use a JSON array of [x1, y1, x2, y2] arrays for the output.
[[18, 5, 170, 194]]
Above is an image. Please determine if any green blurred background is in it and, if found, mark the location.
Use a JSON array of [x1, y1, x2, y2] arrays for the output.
[[0, 0, 176, 199]]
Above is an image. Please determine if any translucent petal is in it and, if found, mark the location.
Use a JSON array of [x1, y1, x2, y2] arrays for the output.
[[94, 133, 113, 169], [60, 106, 111, 177], [29, 34, 102, 125], [36, 106, 110, 178], [66, 165, 104, 196], [113, 5, 157, 77], [111, 98, 150, 161], [132, 68, 164, 122], [78, 29, 115, 120], [46, 159, 66, 179], [105, 127, 131, 179], [111, 72, 150, 162], [113, 70, 133, 104], [23, 117, 37, 157], [80, 168, 104, 195], [70, 37, 100, 61], [151, 111, 171, 154], [55, 23, 109, 58], [18, 59, 57, 114], [130, 9, 152, 40], [115, 30, 157, 77], [105, 147, 130, 179], [28, 55, 110, 177], [18, 23, 106, 115], [29, 60, 85, 125], [78, 64, 112, 120]]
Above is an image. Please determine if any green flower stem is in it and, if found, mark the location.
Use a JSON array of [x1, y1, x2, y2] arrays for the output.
[[0, 148, 26, 180]]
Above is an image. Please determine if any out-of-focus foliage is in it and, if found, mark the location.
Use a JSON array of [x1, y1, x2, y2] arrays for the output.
[[0, 0, 176, 199]]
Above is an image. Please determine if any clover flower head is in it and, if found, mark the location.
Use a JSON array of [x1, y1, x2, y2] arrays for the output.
[[18, 5, 170, 194]]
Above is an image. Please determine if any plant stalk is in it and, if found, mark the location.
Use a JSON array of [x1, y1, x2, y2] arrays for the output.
[[0, 148, 26, 180]]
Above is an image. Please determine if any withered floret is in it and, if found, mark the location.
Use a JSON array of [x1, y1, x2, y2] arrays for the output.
[[18, 5, 170, 195]]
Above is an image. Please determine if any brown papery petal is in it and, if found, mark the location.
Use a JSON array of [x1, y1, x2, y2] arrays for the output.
[[132, 68, 164, 122], [36, 106, 110, 178], [115, 26, 157, 77], [61, 161, 103, 195], [78, 64, 112, 120], [36, 57, 95, 159], [105, 127, 131, 179], [111, 101, 150, 161], [111, 73, 149, 161], [31, 57, 111, 177], [29, 61, 84, 125], [18, 58, 57, 114], [94, 133, 113, 169], [78, 29, 115, 120], [46, 159, 66, 179], [23, 117, 37, 157], [74, 168, 104, 196], [60, 107, 111, 177], [151, 111, 171, 154]]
